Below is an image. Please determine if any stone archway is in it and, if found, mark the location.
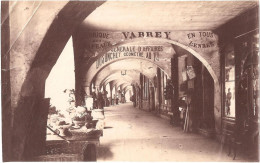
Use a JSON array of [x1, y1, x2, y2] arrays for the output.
[[100, 74, 136, 89], [91, 38, 219, 84], [84, 49, 173, 89], [85, 58, 170, 94], [97, 69, 141, 88], [82, 37, 221, 134], [93, 61, 162, 89]]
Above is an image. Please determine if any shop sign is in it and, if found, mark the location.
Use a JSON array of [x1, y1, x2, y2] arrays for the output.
[[187, 31, 215, 48], [96, 45, 167, 69], [122, 32, 171, 39]]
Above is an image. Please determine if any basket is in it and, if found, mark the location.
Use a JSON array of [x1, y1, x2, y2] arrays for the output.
[[31, 140, 98, 161], [31, 126, 101, 161], [46, 141, 87, 154], [33, 154, 81, 161]]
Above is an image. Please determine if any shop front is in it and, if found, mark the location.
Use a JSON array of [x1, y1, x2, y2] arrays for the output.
[[216, 6, 259, 159]]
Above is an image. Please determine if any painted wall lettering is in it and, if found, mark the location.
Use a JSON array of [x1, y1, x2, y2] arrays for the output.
[[122, 32, 171, 39], [96, 45, 164, 69], [87, 41, 112, 50], [187, 31, 215, 48], [189, 41, 215, 48], [187, 32, 196, 39], [87, 32, 110, 39], [199, 32, 213, 38]]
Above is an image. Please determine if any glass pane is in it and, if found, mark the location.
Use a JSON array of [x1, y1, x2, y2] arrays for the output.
[[225, 51, 235, 117]]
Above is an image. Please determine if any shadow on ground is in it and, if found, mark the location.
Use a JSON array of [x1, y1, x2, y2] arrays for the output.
[[97, 145, 113, 160]]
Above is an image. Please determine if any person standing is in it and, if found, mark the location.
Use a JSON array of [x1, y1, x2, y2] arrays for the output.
[[226, 88, 232, 115], [102, 90, 108, 107], [92, 91, 97, 109], [98, 90, 104, 109], [179, 98, 187, 129], [121, 93, 125, 103], [132, 94, 136, 107]]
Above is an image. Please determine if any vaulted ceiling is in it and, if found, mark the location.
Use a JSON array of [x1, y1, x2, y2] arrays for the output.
[[82, 1, 258, 31], [77, 1, 258, 91]]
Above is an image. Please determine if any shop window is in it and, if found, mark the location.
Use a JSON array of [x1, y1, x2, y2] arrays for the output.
[[161, 70, 170, 105], [236, 31, 259, 122], [224, 51, 236, 117]]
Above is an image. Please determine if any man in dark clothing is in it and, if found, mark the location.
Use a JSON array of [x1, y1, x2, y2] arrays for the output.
[[121, 93, 125, 103], [132, 94, 136, 107], [97, 91, 104, 109], [92, 91, 97, 109], [226, 88, 232, 115]]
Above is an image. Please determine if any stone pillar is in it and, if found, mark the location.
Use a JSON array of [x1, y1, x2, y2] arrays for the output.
[[186, 54, 195, 132], [109, 82, 113, 105], [73, 39, 85, 107], [172, 56, 179, 124], [11, 97, 49, 161], [157, 68, 162, 112], [115, 85, 118, 105], [23, 98, 50, 160], [84, 86, 91, 96], [1, 2, 12, 161]]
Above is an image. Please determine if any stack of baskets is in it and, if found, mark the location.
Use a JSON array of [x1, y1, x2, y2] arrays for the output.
[[33, 154, 81, 161], [31, 124, 102, 161], [32, 140, 87, 161], [32, 135, 100, 161]]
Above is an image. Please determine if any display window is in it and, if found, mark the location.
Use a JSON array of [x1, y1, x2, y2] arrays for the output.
[[224, 51, 236, 117]]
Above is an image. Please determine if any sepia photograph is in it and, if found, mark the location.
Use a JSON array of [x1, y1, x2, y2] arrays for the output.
[[1, 0, 259, 162]]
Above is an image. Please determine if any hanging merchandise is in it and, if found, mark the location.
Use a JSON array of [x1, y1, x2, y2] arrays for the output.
[[183, 95, 192, 132], [182, 69, 187, 81], [183, 104, 189, 132], [187, 80, 194, 89], [186, 66, 196, 80]]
